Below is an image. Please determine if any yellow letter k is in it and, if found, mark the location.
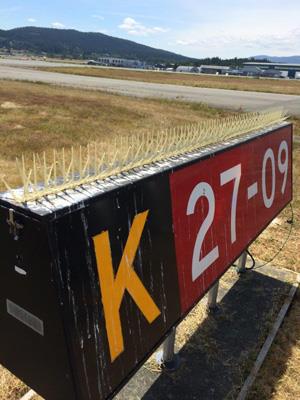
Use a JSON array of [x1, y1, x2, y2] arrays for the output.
[[92, 210, 161, 362]]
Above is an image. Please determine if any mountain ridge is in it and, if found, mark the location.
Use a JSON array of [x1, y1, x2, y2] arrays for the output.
[[2, 27, 296, 65], [0, 26, 195, 64], [254, 55, 300, 64]]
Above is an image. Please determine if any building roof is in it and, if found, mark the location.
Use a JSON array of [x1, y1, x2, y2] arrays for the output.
[[244, 62, 300, 68], [200, 65, 230, 70], [176, 66, 198, 70]]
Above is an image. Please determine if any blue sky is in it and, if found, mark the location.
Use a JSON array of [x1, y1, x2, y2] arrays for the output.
[[1, 0, 300, 58]]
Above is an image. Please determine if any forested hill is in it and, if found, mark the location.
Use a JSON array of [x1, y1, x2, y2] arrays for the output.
[[0, 26, 265, 66], [0, 26, 196, 63]]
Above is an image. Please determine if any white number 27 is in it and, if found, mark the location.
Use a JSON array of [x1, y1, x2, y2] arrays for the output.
[[220, 164, 241, 243], [187, 164, 241, 282], [187, 182, 219, 282]]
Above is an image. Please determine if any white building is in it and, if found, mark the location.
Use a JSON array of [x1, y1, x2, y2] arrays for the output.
[[96, 57, 146, 68], [199, 65, 230, 74], [176, 66, 200, 73]]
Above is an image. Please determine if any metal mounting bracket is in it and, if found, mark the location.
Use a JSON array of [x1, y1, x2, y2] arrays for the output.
[[7, 209, 23, 240]]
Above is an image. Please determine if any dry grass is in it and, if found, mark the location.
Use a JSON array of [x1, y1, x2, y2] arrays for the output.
[[247, 139, 300, 399], [0, 369, 28, 400], [39, 66, 300, 96], [0, 79, 230, 191], [0, 80, 299, 400], [247, 291, 300, 400]]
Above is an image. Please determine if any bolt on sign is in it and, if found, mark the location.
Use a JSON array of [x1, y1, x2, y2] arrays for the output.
[[0, 122, 292, 399]]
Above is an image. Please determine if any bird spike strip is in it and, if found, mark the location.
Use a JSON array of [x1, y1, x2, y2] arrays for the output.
[[1, 109, 287, 203]]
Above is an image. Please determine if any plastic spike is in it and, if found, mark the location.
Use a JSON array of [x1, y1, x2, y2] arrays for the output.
[[53, 150, 57, 184], [4, 109, 287, 203]]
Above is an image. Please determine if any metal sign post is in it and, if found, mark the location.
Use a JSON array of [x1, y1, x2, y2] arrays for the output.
[[237, 251, 248, 274], [207, 281, 220, 311], [155, 327, 179, 371]]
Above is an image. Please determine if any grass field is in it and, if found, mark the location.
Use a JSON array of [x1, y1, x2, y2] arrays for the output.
[[248, 140, 300, 399], [39, 66, 300, 96], [0, 80, 230, 191], [0, 80, 299, 400]]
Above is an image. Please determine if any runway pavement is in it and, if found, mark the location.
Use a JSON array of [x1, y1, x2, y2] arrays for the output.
[[1, 60, 300, 117]]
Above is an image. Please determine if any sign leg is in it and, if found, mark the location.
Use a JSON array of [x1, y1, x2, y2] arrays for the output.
[[155, 327, 180, 371], [207, 280, 219, 312], [237, 251, 248, 274]]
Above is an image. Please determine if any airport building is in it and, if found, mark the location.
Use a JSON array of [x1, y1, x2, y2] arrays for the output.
[[199, 65, 230, 74], [240, 65, 264, 77], [176, 65, 200, 73], [243, 62, 300, 78], [90, 57, 146, 68]]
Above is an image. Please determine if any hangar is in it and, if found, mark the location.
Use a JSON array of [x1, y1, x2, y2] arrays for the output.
[[200, 65, 230, 74], [244, 62, 300, 78]]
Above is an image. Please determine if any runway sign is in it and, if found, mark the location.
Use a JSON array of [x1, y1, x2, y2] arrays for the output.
[[0, 122, 292, 399]]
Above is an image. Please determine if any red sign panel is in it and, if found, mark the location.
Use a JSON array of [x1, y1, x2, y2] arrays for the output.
[[170, 126, 292, 312]]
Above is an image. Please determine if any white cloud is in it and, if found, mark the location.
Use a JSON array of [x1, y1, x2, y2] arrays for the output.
[[27, 18, 36, 23], [119, 17, 168, 36], [92, 14, 104, 20], [176, 39, 196, 46], [51, 22, 65, 29], [167, 3, 300, 57], [174, 26, 300, 57], [176, 28, 300, 49]]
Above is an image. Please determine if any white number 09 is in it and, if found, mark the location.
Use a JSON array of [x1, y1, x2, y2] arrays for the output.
[[262, 141, 288, 208]]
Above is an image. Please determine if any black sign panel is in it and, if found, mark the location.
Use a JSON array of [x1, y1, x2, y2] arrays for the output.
[[51, 173, 181, 399], [0, 209, 76, 399]]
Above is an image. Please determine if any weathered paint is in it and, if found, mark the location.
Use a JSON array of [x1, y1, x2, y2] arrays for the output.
[[0, 122, 292, 400], [92, 210, 161, 362]]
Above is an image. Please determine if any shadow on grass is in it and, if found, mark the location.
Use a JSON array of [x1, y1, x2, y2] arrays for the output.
[[117, 269, 294, 400]]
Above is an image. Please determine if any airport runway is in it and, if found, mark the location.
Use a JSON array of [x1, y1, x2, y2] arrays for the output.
[[1, 60, 300, 117]]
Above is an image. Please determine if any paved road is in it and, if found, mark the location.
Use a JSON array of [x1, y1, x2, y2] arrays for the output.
[[1, 63, 300, 117], [0, 58, 84, 68]]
